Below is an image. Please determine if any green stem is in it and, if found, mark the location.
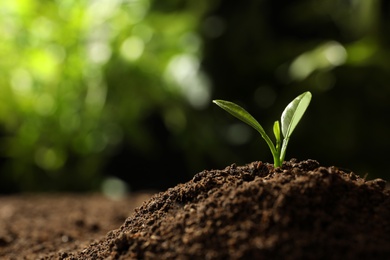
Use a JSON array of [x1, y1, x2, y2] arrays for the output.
[[279, 137, 290, 164], [273, 154, 281, 167], [254, 130, 280, 167]]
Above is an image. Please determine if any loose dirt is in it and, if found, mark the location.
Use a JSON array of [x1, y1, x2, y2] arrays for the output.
[[1, 159, 389, 259], [0, 193, 152, 259]]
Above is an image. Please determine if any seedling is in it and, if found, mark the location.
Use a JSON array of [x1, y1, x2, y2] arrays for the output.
[[213, 91, 312, 167]]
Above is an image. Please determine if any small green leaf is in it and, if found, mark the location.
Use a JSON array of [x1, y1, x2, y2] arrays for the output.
[[213, 100, 267, 138], [213, 99, 279, 165], [281, 91, 312, 139], [279, 91, 312, 163], [273, 120, 281, 153]]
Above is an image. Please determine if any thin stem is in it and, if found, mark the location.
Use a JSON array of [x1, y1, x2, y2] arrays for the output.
[[279, 137, 290, 164], [256, 130, 280, 167], [273, 154, 281, 167]]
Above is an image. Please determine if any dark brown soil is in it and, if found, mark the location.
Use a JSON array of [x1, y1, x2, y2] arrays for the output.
[[0, 193, 152, 260], [2, 159, 390, 259], [66, 159, 389, 259]]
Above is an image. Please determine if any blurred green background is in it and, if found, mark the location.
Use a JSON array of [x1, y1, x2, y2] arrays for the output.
[[1, 0, 389, 193]]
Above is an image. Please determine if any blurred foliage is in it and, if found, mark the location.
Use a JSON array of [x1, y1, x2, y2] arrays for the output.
[[0, 0, 219, 192], [1, 0, 390, 193]]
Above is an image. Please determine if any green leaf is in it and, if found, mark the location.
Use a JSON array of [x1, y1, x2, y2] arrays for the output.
[[273, 120, 281, 152], [213, 100, 267, 137], [213, 99, 279, 165], [281, 91, 312, 139]]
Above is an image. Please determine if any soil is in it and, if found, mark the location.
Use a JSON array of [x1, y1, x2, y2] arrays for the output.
[[1, 159, 390, 259], [0, 193, 152, 260]]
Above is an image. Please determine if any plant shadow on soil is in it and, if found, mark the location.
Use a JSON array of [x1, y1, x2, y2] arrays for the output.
[[1, 159, 390, 259]]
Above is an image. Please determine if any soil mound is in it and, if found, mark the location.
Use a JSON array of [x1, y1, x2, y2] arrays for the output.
[[66, 159, 390, 259]]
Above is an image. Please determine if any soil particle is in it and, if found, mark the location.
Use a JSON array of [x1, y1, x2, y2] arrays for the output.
[[63, 159, 390, 259]]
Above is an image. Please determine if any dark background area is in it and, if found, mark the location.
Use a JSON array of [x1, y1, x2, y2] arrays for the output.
[[1, 0, 389, 193]]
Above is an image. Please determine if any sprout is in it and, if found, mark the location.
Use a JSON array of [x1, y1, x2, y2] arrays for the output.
[[213, 91, 312, 167]]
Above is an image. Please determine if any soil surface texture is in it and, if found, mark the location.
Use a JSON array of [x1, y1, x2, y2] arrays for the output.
[[2, 159, 390, 259], [67, 159, 389, 259], [0, 193, 152, 259]]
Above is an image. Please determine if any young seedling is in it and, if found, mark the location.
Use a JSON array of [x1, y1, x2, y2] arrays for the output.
[[213, 91, 312, 167]]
